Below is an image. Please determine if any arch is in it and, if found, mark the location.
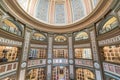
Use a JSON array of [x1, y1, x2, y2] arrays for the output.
[[8, 19, 23, 32], [1, 17, 23, 32], [1, 18, 23, 36], [52, 66, 69, 80], [54, 35, 67, 42], [98, 16, 119, 34], [75, 31, 88, 41]]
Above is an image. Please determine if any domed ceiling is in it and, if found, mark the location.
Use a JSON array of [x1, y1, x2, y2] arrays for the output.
[[17, 0, 99, 26]]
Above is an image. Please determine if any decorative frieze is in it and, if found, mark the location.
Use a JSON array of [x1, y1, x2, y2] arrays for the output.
[[74, 43, 90, 48], [0, 62, 18, 76], [75, 59, 93, 67], [103, 62, 120, 77], [98, 35, 120, 46], [53, 45, 68, 48], [28, 59, 46, 67], [0, 37, 22, 47], [53, 59, 68, 64], [30, 44, 47, 48]]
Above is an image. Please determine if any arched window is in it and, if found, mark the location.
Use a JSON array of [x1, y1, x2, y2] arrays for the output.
[[99, 16, 119, 34], [32, 33, 46, 41], [54, 35, 67, 42], [75, 32, 88, 41]]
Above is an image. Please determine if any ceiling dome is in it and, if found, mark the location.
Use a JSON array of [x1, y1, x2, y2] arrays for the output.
[[17, 0, 99, 26]]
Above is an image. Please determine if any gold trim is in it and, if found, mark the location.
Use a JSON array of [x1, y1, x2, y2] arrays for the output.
[[2, 0, 114, 33]]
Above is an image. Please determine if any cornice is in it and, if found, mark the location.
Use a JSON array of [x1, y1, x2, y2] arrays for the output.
[[2, 0, 115, 33]]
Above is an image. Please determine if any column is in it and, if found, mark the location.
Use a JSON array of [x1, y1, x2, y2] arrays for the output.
[[89, 27, 104, 80], [47, 33, 53, 80], [68, 33, 74, 79], [17, 27, 32, 80]]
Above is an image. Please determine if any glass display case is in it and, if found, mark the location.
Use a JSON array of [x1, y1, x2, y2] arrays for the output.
[[76, 68, 95, 80], [102, 45, 120, 63], [75, 48, 92, 59], [26, 68, 46, 80], [52, 66, 69, 80], [29, 48, 46, 59], [53, 49, 68, 58], [0, 46, 19, 63]]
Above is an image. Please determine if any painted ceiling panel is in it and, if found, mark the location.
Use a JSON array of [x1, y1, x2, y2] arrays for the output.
[[35, 0, 49, 22], [17, 0, 100, 26], [55, 4, 66, 24], [71, 0, 86, 21]]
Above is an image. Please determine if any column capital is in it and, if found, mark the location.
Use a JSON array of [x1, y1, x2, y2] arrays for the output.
[[89, 26, 95, 31], [48, 33, 54, 37], [67, 33, 73, 37], [25, 25, 34, 30]]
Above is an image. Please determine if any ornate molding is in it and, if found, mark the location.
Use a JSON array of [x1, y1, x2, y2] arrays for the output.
[[98, 35, 120, 46], [2, 0, 115, 33], [75, 59, 93, 68], [53, 45, 68, 48], [53, 59, 68, 64], [0, 37, 22, 47], [30, 44, 47, 48], [28, 59, 46, 67], [103, 62, 120, 77], [74, 43, 90, 48]]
